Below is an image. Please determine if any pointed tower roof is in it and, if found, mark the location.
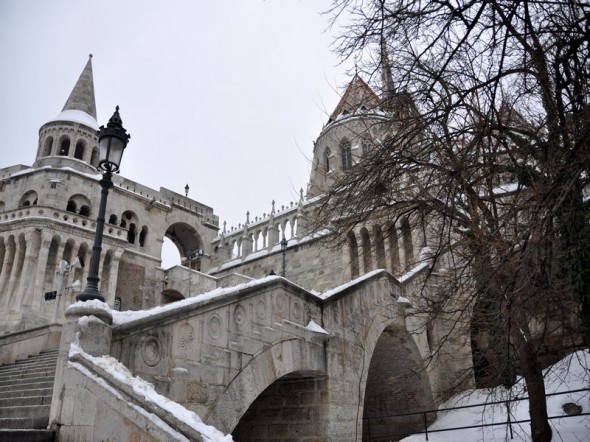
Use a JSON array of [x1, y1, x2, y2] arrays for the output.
[[329, 75, 382, 123], [62, 54, 96, 118], [380, 37, 396, 103], [49, 55, 99, 130]]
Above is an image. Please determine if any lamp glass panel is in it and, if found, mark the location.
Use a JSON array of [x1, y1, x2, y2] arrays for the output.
[[99, 136, 124, 167]]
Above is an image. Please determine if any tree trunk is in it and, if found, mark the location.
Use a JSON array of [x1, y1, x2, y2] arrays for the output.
[[515, 335, 552, 442]]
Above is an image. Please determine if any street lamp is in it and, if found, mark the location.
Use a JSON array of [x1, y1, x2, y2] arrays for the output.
[[77, 106, 130, 302], [280, 237, 288, 277]]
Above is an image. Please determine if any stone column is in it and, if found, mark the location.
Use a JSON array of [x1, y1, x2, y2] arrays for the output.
[[5, 233, 25, 307], [0, 235, 16, 308], [19, 229, 42, 306], [49, 301, 113, 433], [31, 231, 55, 312]]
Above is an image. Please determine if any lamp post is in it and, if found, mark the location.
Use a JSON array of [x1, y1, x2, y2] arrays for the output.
[[280, 237, 288, 277], [77, 106, 130, 302]]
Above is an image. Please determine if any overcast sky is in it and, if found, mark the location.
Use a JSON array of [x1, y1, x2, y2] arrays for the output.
[[0, 0, 353, 266]]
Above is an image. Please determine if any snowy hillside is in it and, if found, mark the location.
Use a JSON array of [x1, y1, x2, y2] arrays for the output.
[[402, 351, 590, 441]]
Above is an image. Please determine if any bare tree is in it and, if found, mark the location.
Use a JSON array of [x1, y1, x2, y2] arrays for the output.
[[313, 1, 590, 440]]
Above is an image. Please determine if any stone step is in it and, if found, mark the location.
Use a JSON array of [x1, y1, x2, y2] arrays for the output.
[[0, 375, 55, 388], [0, 429, 55, 442], [0, 397, 52, 408], [0, 381, 54, 393], [0, 416, 49, 431], [0, 352, 57, 432], [0, 368, 56, 380], [0, 361, 57, 375], [0, 405, 50, 419], [1, 387, 53, 399], [0, 353, 58, 369]]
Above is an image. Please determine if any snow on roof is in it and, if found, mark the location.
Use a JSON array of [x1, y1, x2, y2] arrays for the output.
[[49, 109, 99, 130]]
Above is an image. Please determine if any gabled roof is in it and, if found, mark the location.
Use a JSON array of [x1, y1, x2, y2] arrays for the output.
[[329, 75, 383, 122], [61, 54, 97, 119]]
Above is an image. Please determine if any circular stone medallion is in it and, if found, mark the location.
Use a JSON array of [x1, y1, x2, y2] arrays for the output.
[[141, 336, 162, 367]]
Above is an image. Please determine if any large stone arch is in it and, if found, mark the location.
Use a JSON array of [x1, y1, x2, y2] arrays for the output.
[[232, 370, 328, 441], [165, 222, 204, 268], [359, 315, 435, 440], [206, 338, 327, 434]]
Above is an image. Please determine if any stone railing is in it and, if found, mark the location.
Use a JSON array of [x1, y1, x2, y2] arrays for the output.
[[212, 196, 311, 263], [0, 324, 62, 364]]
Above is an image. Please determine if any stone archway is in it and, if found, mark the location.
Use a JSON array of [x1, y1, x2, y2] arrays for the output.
[[206, 338, 327, 434], [165, 223, 204, 269], [362, 324, 435, 441], [232, 370, 328, 441]]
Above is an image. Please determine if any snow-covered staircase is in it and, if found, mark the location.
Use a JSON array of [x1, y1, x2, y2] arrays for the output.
[[0, 350, 57, 442]]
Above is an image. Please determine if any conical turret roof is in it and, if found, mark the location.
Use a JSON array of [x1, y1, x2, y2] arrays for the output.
[[62, 54, 96, 118], [49, 55, 98, 130]]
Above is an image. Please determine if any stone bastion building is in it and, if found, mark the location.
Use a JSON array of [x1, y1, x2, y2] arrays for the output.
[[0, 57, 473, 441]]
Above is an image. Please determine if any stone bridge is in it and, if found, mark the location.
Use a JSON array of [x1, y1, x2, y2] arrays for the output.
[[94, 267, 470, 441]]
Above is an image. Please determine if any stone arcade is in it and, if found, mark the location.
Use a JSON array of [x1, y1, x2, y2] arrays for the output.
[[0, 57, 473, 440]]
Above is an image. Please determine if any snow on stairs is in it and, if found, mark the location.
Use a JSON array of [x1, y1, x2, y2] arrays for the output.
[[0, 350, 57, 442]]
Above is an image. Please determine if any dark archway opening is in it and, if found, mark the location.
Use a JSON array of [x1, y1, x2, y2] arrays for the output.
[[161, 289, 184, 304], [362, 326, 435, 441], [232, 371, 328, 441]]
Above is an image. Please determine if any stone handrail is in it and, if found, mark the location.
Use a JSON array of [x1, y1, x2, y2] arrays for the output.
[[69, 351, 213, 442], [0, 323, 62, 364]]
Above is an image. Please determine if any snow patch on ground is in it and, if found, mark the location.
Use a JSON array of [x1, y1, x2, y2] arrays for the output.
[[401, 350, 590, 441]]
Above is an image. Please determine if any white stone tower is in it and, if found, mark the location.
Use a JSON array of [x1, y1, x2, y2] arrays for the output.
[[0, 57, 220, 332]]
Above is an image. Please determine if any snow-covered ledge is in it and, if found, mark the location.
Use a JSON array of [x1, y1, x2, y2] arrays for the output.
[[48, 300, 232, 441]]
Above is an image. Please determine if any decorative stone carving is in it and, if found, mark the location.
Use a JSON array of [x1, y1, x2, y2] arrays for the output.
[[141, 336, 162, 367], [177, 322, 195, 350], [256, 299, 267, 320], [293, 300, 303, 320], [208, 313, 223, 340], [234, 304, 246, 328]]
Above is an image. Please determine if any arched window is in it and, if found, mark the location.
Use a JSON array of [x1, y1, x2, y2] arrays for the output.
[[66, 195, 91, 216], [90, 147, 100, 168], [360, 227, 372, 272], [348, 230, 359, 279], [79, 205, 90, 217], [387, 223, 400, 273], [59, 137, 70, 156], [324, 148, 331, 172], [139, 226, 148, 247], [108, 214, 118, 225], [74, 140, 85, 160], [19, 190, 38, 208], [43, 137, 54, 156], [401, 217, 414, 268], [373, 225, 386, 269], [66, 201, 77, 213], [128, 223, 136, 244], [341, 139, 352, 170], [362, 141, 371, 155]]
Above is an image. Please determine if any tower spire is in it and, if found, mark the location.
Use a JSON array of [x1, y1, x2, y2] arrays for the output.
[[62, 54, 97, 119], [380, 37, 396, 103]]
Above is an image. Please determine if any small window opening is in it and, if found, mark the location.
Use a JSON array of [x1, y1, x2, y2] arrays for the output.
[[66, 201, 77, 213]]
